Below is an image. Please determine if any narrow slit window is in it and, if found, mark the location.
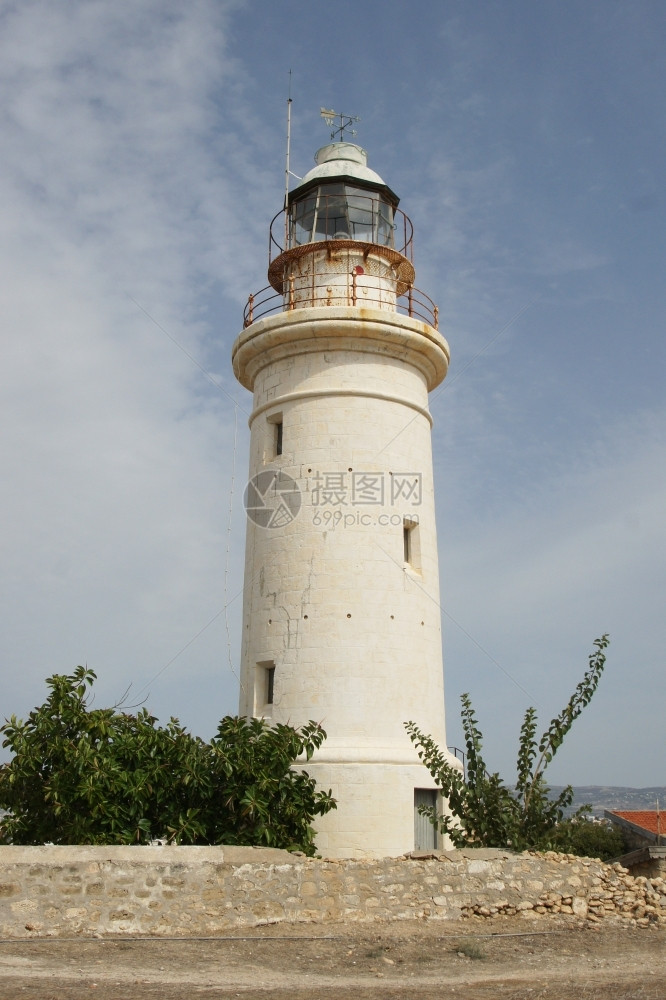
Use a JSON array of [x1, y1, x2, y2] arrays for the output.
[[403, 517, 421, 572], [254, 660, 276, 716], [267, 412, 284, 460]]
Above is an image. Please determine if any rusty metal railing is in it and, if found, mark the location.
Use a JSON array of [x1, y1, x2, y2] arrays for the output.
[[243, 277, 438, 330]]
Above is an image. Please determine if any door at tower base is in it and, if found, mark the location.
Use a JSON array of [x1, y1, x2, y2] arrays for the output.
[[414, 787, 439, 851], [294, 759, 446, 860]]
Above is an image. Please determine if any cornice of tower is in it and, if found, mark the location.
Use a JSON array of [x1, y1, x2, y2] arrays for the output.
[[232, 306, 450, 394]]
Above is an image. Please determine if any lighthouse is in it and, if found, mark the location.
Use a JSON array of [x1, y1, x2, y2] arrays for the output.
[[232, 130, 460, 858]]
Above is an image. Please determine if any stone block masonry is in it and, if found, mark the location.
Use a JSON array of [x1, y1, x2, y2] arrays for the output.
[[0, 845, 664, 938]]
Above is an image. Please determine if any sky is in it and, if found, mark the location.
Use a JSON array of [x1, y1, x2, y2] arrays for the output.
[[1, 0, 664, 788]]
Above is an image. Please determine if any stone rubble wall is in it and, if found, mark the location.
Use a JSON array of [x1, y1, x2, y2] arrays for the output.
[[0, 845, 664, 938]]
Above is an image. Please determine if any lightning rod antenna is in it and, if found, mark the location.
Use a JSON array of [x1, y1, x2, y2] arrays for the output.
[[284, 71, 292, 248]]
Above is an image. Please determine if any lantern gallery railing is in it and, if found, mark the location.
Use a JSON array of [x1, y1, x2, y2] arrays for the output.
[[243, 274, 439, 330]]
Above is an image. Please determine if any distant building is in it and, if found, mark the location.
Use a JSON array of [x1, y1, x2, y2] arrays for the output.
[[605, 810, 665, 849], [605, 810, 666, 877]]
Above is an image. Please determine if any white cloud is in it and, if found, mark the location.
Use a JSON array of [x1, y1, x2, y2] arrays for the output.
[[0, 0, 259, 738], [439, 402, 666, 784]]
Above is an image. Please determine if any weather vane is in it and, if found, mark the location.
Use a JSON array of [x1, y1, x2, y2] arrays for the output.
[[320, 107, 360, 141]]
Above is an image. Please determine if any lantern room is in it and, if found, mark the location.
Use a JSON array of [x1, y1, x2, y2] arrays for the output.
[[244, 140, 438, 332], [287, 142, 398, 248]]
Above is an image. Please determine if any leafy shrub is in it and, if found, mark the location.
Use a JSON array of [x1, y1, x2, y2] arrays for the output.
[[552, 818, 626, 861], [0, 667, 334, 854], [406, 636, 609, 851]]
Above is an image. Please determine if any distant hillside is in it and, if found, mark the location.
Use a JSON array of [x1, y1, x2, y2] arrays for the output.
[[549, 786, 666, 817]]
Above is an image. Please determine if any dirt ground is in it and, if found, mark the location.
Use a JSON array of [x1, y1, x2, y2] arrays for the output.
[[0, 917, 664, 1000]]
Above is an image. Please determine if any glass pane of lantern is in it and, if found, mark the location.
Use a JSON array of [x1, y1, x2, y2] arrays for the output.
[[292, 195, 317, 246], [345, 187, 374, 241], [315, 185, 348, 239], [376, 199, 395, 247]]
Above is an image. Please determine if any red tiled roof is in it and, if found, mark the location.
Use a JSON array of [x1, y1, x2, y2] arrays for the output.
[[611, 811, 664, 835]]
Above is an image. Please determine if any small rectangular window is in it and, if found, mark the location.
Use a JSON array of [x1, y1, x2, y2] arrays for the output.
[[266, 412, 283, 460], [403, 516, 420, 571], [254, 660, 276, 716]]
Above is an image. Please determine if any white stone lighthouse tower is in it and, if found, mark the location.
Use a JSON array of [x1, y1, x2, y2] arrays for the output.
[[232, 136, 460, 858]]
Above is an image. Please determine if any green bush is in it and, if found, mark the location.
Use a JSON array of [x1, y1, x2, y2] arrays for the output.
[[552, 818, 626, 861], [0, 667, 335, 854], [406, 636, 610, 851]]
